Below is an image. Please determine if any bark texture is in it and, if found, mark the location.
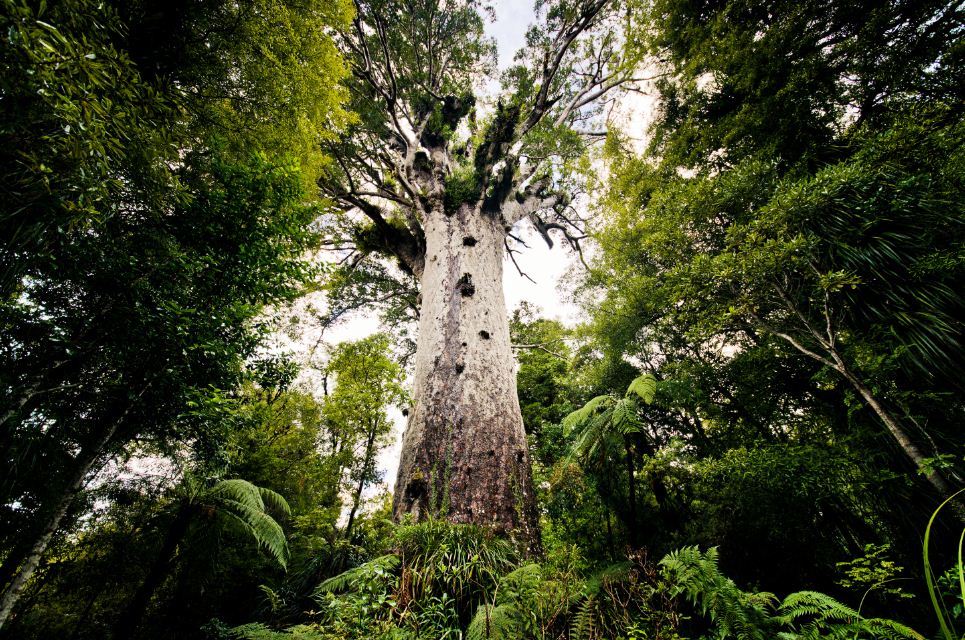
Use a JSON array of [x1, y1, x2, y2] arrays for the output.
[[326, 0, 625, 549], [393, 204, 540, 551]]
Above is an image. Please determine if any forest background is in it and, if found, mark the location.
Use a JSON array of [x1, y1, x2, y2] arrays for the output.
[[0, 0, 963, 639]]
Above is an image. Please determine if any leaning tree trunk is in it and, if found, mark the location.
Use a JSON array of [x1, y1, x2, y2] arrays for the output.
[[393, 203, 541, 553], [0, 437, 105, 630]]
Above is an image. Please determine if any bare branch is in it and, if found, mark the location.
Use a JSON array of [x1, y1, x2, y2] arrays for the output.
[[512, 342, 565, 358], [505, 238, 537, 284]]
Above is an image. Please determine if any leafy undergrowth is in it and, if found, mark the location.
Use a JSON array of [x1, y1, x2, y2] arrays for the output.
[[214, 521, 924, 640]]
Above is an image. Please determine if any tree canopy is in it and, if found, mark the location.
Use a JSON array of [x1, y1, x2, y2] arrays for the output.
[[2, 0, 964, 638]]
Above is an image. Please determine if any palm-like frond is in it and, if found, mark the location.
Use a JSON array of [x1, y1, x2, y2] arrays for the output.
[[562, 395, 614, 435], [206, 479, 291, 569], [611, 397, 643, 434], [218, 505, 289, 569], [626, 374, 657, 404], [313, 554, 400, 596], [258, 486, 293, 517]]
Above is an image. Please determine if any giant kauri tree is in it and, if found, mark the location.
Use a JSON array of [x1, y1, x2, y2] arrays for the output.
[[321, 0, 642, 548]]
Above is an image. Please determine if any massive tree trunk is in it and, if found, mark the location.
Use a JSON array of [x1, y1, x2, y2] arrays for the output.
[[393, 203, 541, 552], [329, 0, 622, 551]]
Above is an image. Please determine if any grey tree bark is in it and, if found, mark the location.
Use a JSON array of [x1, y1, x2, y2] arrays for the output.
[[393, 203, 540, 550], [324, 0, 629, 550]]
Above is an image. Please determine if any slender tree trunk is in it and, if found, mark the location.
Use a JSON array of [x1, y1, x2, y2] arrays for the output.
[[834, 362, 965, 521], [345, 421, 379, 540], [114, 507, 193, 640], [0, 380, 149, 630], [624, 440, 639, 547], [70, 581, 107, 640], [761, 308, 964, 521], [0, 435, 108, 630], [604, 505, 614, 561], [393, 204, 540, 552]]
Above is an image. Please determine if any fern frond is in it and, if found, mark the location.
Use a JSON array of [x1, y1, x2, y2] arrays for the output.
[[211, 479, 268, 509], [660, 546, 773, 640], [466, 603, 520, 640], [314, 554, 400, 596], [779, 590, 859, 624], [626, 374, 657, 404], [778, 590, 924, 639], [563, 395, 614, 435], [218, 502, 289, 569], [580, 561, 633, 599], [611, 398, 643, 434], [570, 593, 600, 640], [258, 486, 293, 517], [495, 563, 542, 605]]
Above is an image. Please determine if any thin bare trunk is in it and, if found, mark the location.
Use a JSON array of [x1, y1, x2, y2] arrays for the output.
[[0, 380, 150, 629], [834, 362, 964, 521], [624, 440, 639, 547], [114, 507, 192, 640], [763, 310, 965, 521], [0, 432, 109, 630], [345, 421, 379, 540]]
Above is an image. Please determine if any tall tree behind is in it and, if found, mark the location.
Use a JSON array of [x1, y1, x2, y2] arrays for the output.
[[322, 335, 407, 540], [587, 0, 964, 511]]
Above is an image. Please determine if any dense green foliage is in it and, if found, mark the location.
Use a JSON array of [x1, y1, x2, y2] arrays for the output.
[[2, 0, 963, 638]]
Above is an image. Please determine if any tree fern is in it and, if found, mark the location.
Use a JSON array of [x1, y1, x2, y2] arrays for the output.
[[208, 479, 292, 569], [626, 374, 657, 404]]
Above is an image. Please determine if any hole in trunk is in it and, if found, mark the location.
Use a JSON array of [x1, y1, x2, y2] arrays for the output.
[[461, 342, 467, 347], [462, 236, 477, 246], [516, 451, 525, 463], [405, 476, 428, 506], [455, 363, 465, 374], [479, 330, 490, 340], [457, 273, 475, 297]]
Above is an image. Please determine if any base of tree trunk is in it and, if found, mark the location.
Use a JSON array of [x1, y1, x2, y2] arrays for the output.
[[392, 205, 541, 554]]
